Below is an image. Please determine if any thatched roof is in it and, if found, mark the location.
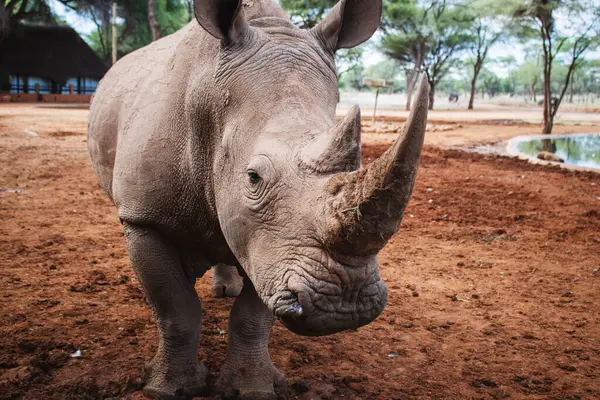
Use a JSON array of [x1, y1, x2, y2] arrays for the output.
[[0, 24, 108, 85]]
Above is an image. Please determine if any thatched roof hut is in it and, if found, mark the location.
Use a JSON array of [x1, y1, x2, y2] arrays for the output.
[[0, 24, 108, 94]]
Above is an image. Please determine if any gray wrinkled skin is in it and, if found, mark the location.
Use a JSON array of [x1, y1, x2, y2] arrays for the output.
[[87, 0, 429, 398]]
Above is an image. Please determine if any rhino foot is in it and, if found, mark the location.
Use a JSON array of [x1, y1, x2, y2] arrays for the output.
[[212, 264, 243, 298], [142, 356, 208, 400], [215, 363, 286, 399]]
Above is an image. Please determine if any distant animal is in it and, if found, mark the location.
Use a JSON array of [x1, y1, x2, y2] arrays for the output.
[[87, 0, 429, 398], [538, 96, 559, 108], [449, 92, 459, 103], [537, 151, 564, 163]]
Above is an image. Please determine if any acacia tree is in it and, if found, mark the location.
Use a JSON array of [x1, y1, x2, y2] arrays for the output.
[[464, 3, 507, 109], [513, 0, 600, 133], [381, 0, 430, 110], [514, 59, 542, 101], [1, 0, 61, 40], [382, 0, 472, 110], [83, 0, 190, 62], [279, 0, 336, 28]]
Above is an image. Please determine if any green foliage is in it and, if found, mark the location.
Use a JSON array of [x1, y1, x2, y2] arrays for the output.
[[514, 60, 542, 90], [83, 0, 191, 63], [279, 0, 337, 28], [381, 0, 475, 108]]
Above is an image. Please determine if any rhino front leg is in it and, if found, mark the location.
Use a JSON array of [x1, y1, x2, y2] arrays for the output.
[[212, 263, 243, 298], [216, 276, 285, 399], [124, 224, 208, 399]]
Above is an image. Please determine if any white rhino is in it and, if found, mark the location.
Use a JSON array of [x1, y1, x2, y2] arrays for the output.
[[87, 0, 429, 398]]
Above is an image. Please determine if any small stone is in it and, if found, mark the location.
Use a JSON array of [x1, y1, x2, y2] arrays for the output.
[[457, 262, 465, 267], [521, 332, 537, 340], [446, 294, 458, 302], [412, 291, 419, 297], [472, 378, 498, 388], [472, 294, 480, 299], [558, 364, 576, 372], [291, 380, 309, 394]]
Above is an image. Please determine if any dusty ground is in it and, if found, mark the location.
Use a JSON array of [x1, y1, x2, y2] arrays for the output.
[[1, 104, 599, 400]]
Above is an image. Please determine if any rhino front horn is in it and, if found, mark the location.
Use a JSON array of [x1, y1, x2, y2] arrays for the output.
[[325, 76, 429, 256]]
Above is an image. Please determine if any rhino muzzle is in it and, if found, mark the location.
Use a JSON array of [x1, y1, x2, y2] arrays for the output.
[[271, 274, 388, 336]]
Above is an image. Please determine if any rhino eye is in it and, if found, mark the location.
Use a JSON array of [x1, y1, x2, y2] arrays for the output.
[[247, 171, 261, 185]]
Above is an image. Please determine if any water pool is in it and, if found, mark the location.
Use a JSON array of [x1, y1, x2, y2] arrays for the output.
[[506, 133, 600, 170]]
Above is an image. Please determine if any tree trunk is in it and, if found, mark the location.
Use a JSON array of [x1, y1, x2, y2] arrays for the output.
[[468, 77, 476, 110], [0, 6, 10, 42], [468, 60, 482, 110], [542, 66, 553, 134], [428, 83, 435, 110], [405, 68, 418, 111], [148, 0, 161, 42], [531, 85, 536, 103], [568, 81, 573, 104]]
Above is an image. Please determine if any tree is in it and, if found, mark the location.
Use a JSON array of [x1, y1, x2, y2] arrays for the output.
[[1, 0, 59, 40], [513, 0, 600, 133], [464, 2, 508, 109], [148, 0, 161, 41], [514, 59, 542, 102], [84, 0, 191, 63], [382, 0, 472, 110], [381, 0, 430, 110], [279, 0, 337, 29], [478, 67, 501, 98], [421, 2, 472, 110]]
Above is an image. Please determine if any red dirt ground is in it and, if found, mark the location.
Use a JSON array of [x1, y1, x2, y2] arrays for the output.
[[1, 108, 599, 400]]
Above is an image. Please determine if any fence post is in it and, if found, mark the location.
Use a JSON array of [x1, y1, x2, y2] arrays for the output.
[[372, 87, 380, 125]]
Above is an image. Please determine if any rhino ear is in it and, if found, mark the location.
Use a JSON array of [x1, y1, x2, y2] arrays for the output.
[[194, 0, 249, 44], [312, 0, 382, 51]]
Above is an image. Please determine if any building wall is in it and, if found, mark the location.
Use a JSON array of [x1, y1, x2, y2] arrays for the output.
[[3, 93, 92, 103], [8, 75, 99, 95]]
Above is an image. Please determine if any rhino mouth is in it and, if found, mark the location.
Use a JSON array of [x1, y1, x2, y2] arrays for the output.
[[269, 277, 388, 337]]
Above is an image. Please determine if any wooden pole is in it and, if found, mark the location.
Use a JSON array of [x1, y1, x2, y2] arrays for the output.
[[112, 2, 117, 65], [372, 87, 380, 124]]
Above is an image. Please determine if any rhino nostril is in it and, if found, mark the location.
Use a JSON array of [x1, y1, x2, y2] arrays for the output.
[[290, 303, 304, 317], [276, 302, 304, 320]]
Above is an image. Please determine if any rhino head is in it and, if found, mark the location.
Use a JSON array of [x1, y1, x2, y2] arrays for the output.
[[196, 0, 429, 336]]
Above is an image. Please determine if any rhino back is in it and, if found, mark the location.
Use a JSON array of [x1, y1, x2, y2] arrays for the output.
[[89, 22, 225, 240]]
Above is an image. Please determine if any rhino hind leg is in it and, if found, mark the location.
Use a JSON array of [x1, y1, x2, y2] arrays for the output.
[[212, 264, 243, 298], [123, 224, 208, 399], [216, 277, 286, 399]]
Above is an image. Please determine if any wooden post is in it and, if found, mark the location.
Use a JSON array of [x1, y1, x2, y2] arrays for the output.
[[364, 78, 393, 125], [112, 2, 117, 65], [372, 87, 380, 124]]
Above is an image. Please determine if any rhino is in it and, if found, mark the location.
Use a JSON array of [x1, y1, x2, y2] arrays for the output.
[[87, 0, 429, 398]]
